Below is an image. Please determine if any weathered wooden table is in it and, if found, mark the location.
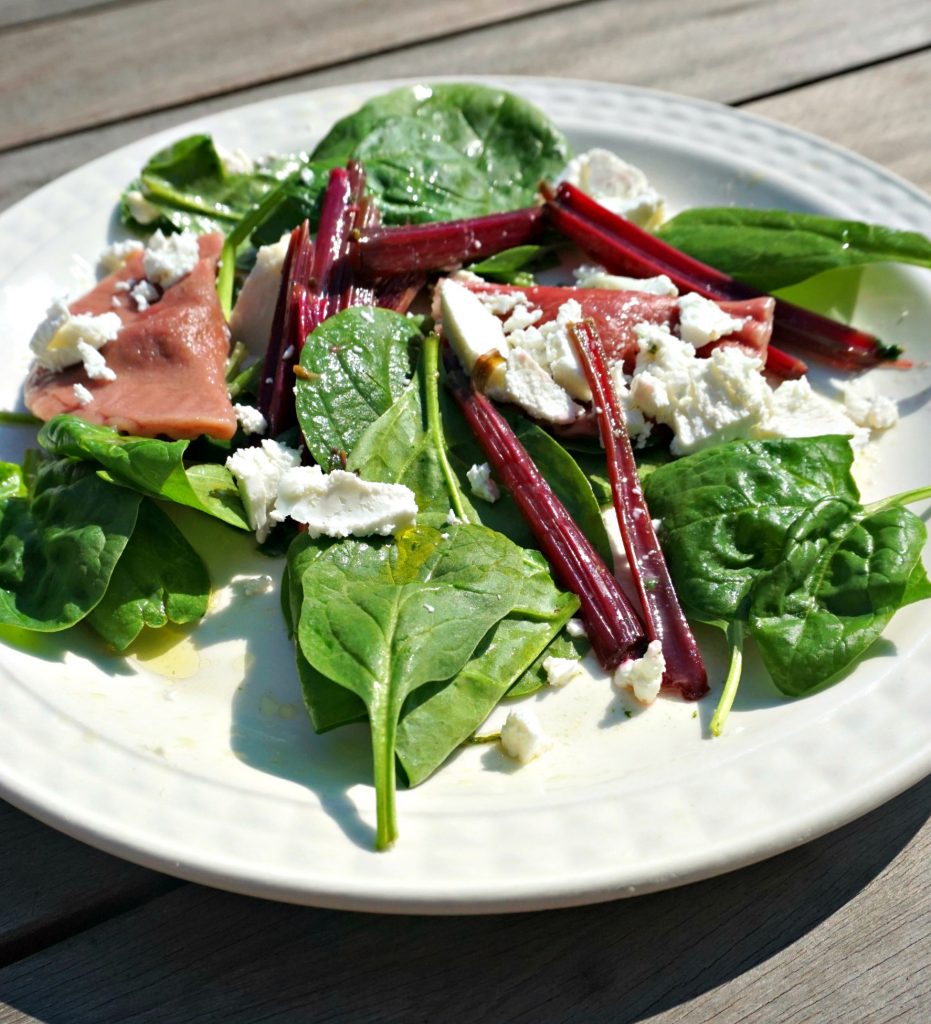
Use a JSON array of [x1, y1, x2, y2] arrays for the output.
[[0, 2, 928, 1021]]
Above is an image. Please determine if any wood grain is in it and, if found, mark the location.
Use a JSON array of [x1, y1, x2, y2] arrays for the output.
[[747, 49, 931, 195], [0, 0, 929, 219], [0, 802, 177, 968], [0, 0, 580, 149], [0, 0, 929, 151], [0, 777, 926, 1023]]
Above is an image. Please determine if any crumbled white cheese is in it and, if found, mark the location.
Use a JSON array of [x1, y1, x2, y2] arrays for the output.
[[229, 234, 291, 357], [124, 189, 161, 225], [613, 639, 665, 704], [566, 618, 587, 639], [271, 467, 418, 539], [226, 439, 302, 542], [446, 508, 463, 526], [506, 298, 592, 402], [834, 376, 899, 431], [466, 463, 500, 503], [629, 324, 774, 455], [233, 403, 268, 436], [500, 706, 552, 763], [30, 298, 121, 372], [438, 278, 510, 398], [543, 656, 585, 688], [98, 239, 144, 273], [77, 340, 117, 381], [72, 382, 93, 406], [129, 279, 160, 312], [676, 292, 746, 347], [217, 145, 255, 176], [504, 347, 583, 424], [574, 264, 678, 297], [235, 574, 274, 596], [754, 377, 868, 449], [143, 230, 200, 288], [558, 149, 666, 228]]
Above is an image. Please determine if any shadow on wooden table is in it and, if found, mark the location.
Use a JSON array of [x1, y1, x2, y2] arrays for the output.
[[0, 774, 927, 1023]]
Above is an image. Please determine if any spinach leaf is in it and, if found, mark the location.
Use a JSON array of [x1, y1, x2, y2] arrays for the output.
[[312, 83, 570, 223], [657, 207, 931, 292], [38, 416, 249, 530], [121, 134, 330, 241], [643, 436, 859, 627], [294, 523, 540, 849], [0, 458, 140, 631], [87, 499, 210, 650], [295, 307, 419, 468], [749, 497, 931, 695], [466, 244, 559, 286], [0, 462, 25, 499]]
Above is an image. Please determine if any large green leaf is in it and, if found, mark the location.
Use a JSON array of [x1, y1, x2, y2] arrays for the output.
[[295, 307, 418, 468], [0, 459, 140, 631], [643, 436, 859, 626], [657, 207, 931, 292], [750, 497, 931, 695], [87, 499, 210, 650], [38, 415, 249, 530], [313, 83, 571, 223], [294, 523, 540, 848]]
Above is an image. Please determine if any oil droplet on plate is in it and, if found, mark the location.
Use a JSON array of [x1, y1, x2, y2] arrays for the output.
[[129, 625, 200, 679]]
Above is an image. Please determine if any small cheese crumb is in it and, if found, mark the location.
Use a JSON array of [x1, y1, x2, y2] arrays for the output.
[[543, 656, 585, 688], [500, 707, 552, 763], [77, 339, 116, 381], [217, 145, 255, 176], [424, 603, 435, 614], [143, 230, 200, 288], [129, 279, 160, 312], [566, 618, 587, 639], [466, 463, 500, 503], [235, 574, 274, 596], [233, 403, 268, 436], [574, 264, 678, 296], [446, 508, 463, 526], [613, 639, 665, 704], [72, 382, 94, 406], [98, 239, 144, 273], [124, 189, 161, 225], [676, 292, 746, 347]]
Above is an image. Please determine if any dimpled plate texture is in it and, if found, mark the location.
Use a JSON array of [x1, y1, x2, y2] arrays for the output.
[[0, 78, 929, 913]]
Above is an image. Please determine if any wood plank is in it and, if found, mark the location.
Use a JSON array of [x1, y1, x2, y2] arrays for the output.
[[0, 777, 926, 1023], [0, 1, 121, 32], [0, 801, 177, 968], [0, 2, 930, 218], [0, 0, 579, 150], [1, 0, 929, 151], [747, 49, 931, 196]]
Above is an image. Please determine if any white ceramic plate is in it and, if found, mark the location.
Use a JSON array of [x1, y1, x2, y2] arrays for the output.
[[1, 78, 929, 914]]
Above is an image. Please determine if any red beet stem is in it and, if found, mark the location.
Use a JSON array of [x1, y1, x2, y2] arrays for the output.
[[546, 181, 901, 369], [447, 365, 646, 670], [764, 345, 808, 381], [569, 319, 709, 700], [352, 206, 545, 278]]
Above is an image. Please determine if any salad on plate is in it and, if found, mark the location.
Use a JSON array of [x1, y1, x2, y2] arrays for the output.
[[3, 82, 930, 851]]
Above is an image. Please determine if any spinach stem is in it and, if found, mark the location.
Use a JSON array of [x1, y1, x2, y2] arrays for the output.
[[865, 485, 931, 513], [0, 411, 41, 426], [424, 334, 470, 524], [216, 173, 297, 319], [372, 699, 398, 852], [710, 620, 744, 737]]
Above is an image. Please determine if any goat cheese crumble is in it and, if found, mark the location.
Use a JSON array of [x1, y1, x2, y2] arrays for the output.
[[226, 439, 302, 543], [143, 230, 200, 288], [233, 403, 268, 436], [30, 299, 121, 372], [613, 639, 666, 704], [559, 148, 667, 229], [543, 656, 586, 688], [466, 463, 501, 503], [500, 706, 552, 763]]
